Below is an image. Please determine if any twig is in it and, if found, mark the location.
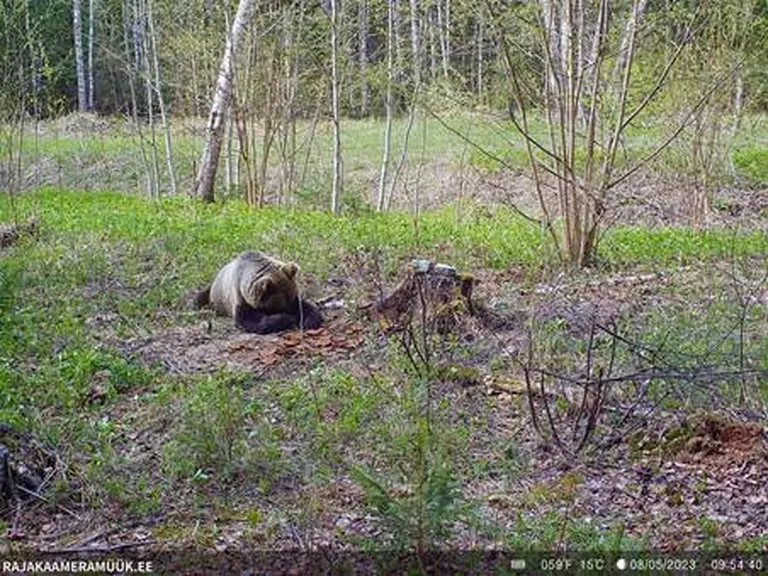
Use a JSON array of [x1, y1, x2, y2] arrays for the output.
[[573, 321, 597, 442], [606, 54, 750, 191], [17, 485, 80, 520], [44, 540, 156, 554], [69, 526, 118, 549], [523, 366, 543, 439], [540, 371, 572, 457], [577, 369, 604, 452]]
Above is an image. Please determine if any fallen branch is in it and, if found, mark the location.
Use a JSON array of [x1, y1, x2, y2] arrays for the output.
[[44, 540, 156, 554]]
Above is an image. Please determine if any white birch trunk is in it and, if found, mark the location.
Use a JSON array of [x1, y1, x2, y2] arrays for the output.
[[541, 0, 561, 95], [437, 0, 448, 79], [330, 0, 343, 213], [428, 6, 436, 79], [73, 0, 87, 112], [358, 0, 370, 116], [193, 0, 255, 202], [87, 0, 95, 110], [122, 0, 149, 196], [444, 0, 450, 74], [146, 0, 176, 194], [386, 0, 422, 209], [409, 0, 421, 85], [377, 0, 394, 211], [393, 0, 404, 73], [137, 0, 159, 198], [476, 16, 483, 96], [613, 0, 648, 85], [733, 67, 743, 131]]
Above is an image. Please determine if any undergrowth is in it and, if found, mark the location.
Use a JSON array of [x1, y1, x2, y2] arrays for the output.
[[0, 187, 765, 553]]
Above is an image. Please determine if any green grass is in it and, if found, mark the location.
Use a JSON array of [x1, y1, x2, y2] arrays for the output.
[[0, 186, 766, 552], [1, 188, 765, 422], [599, 226, 768, 264], [733, 145, 768, 185], [5, 111, 765, 201], [3, 188, 765, 278]]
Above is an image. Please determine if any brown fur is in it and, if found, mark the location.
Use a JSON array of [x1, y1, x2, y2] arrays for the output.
[[194, 251, 322, 334]]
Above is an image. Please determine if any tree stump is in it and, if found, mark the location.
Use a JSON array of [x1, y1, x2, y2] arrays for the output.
[[376, 259, 477, 335]]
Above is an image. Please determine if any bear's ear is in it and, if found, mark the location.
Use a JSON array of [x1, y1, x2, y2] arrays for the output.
[[282, 263, 299, 280]]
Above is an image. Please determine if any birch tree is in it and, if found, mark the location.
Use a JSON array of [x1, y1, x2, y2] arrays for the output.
[[358, 0, 370, 116], [409, 0, 421, 85], [87, 0, 96, 110], [476, 13, 484, 96], [377, 0, 395, 211], [193, 0, 255, 203], [146, 0, 176, 194], [138, 0, 159, 198], [72, 0, 87, 112], [329, 0, 343, 214], [437, 0, 450, 80], [385, 0, 422, 210], [121, 0, 152, 197], [428, 6, 437, 79]]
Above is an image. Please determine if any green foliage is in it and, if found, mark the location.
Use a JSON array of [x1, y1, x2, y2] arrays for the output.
[[599, 227, 768, 266], [0, 185, 764, 551], [738, 535, 768, 552], [347, 364, 473, 551], [505, 511, 642, 552], [163, 374, 281, 483], [733, 146, 768, 186], [0, 188, 551, 283], [272, 368, 389, 467], [352, 456, 464, 550], [468, 146, 530, 173], [699, 517, 721, 552]]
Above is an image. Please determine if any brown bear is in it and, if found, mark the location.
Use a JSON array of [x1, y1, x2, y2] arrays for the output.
[[194, 251, 323, 334]]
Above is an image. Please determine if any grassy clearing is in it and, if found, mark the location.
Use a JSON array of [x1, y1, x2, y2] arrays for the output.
[[1, 187, 766, 554], [1, 188, 765, 418], [5, 112, 766, 201]]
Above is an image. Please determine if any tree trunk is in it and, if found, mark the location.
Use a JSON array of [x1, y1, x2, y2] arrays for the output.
[[193, 0, 255, 203], [330, 0, 343, 213], [393, 0, 404, 75], [121, 0, 150, 196], [377, 0, 394, 211], [476, 15, 483, 96], [613, 0, 648, 85], [733, 67, 743, 131], [437, 0, 449, 80], [444, 0, 451, 75], [139, 0, 159, 198], [428, 6, 436, 79], [358, 0, 370, 116], [278, 0, 304, 203], [409, 0, 421, 85], [87, 0, 96, 110], [73, 0, 87, 112], [146, 0, 176, 194], [541, 0, 561, 96]]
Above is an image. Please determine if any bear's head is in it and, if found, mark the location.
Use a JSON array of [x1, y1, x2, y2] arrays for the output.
[[250, 262, 300, 313]]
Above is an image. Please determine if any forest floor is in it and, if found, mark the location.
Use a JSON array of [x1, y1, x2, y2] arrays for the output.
[[0, 115, 767, 571]]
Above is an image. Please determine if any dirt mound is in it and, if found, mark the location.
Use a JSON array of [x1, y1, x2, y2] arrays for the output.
[[680, 415, 767, 469]]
